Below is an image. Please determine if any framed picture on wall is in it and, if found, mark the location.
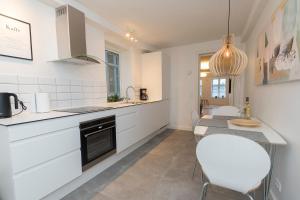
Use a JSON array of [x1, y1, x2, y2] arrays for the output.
[[0, 14, 33, 60], [256, 0, 300, 85]]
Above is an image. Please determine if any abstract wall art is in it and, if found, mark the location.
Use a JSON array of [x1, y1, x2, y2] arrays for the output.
[[256, 0, 300, 85]]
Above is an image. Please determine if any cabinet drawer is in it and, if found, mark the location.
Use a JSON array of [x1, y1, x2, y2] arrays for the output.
[[10, 127, 80, 174], [117, 126, 138, 153], [116, 112, 136, 133], [13, 150, 82, 200], [8, 116, 79, 142]]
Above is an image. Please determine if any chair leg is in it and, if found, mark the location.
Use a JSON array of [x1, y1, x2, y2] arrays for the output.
[[192, 158, 197, 178], [246, 193, 254, 200], [200, 182, 209, 200]]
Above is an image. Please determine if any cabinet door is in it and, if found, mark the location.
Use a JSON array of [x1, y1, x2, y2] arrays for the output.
[[141, 51, 163, 101], [116, 126, 137, 153], [10, 127, 80, 174], [13, 150, 82, 200]]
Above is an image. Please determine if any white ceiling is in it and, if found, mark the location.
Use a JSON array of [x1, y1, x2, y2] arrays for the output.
[[76, 0, 257, 48]]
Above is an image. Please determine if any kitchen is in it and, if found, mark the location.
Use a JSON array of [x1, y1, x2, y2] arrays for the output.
[[0, 1, 170, 199], [0, 0, 299, 200]]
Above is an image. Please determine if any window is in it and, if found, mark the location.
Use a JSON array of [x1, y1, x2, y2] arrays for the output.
[[199, 79, 203, 96], [211, 78, 226, 99], [106, 50, 120, 96]]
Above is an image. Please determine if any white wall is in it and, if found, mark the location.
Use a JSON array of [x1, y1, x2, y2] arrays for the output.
[[162, 39, 245, 130], [0, 0, 106, 81], [0, 0, 146, 107], [245, 0, 300, 199], [105, 40, 143, 99]]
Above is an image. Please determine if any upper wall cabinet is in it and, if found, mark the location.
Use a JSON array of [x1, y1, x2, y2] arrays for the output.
[[141, 51, 169, 101]]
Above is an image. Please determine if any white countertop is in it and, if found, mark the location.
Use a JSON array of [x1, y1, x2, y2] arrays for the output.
[[0, 111, 78, 126], [195, 115, 287, 145], [0, 100, 164, 126]]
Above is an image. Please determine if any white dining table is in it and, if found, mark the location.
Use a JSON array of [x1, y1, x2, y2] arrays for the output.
[[194, 115, 287, 200]]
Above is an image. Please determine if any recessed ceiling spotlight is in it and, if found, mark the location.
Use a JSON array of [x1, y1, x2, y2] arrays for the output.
[[125, 30, 138, 43]]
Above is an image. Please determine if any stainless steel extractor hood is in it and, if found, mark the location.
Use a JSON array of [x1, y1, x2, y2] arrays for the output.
[[54, 5, 100, 65]]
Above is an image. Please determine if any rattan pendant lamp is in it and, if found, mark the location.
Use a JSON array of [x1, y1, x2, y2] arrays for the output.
[[209, 0, 248, 77]]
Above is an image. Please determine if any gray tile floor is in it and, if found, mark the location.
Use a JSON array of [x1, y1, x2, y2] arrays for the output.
[[63, 129, 262, 200]]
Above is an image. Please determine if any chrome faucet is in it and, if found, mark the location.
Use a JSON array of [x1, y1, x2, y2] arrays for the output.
[[125, 86, 136, 103]]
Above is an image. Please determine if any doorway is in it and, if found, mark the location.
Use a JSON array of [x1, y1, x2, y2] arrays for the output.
[[198, 54, 230, 116]]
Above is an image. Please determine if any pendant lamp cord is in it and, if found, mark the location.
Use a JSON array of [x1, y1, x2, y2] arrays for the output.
[[227, 0, 231, 37]]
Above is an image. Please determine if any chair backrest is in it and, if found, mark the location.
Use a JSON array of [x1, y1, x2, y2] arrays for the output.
[[191, 110, 200, 132], [211, 106, 240, 116], [196, 134, 271, 194]]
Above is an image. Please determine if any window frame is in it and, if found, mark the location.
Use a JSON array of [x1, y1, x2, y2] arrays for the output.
[[105, 50, 120, 97], [199, 79, 203, 97], [211, 78, 227, 99]]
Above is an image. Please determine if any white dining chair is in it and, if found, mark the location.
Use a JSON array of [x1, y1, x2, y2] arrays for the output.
[[196, 134, 271, 200], [211, 106, 240, 116]]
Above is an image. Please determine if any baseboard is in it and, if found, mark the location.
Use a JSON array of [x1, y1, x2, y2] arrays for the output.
[[43, 126, 168, 200], [269, 189, 278, 200], [168, 124, 192, 131]]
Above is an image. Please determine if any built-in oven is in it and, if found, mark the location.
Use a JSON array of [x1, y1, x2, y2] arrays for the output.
[[80, 115, 116, 170]]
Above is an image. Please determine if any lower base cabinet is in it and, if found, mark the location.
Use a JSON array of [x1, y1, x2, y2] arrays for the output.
[[0, 100, 169, 200], [14, 150, 82, 200], [116, 100, 169, 153]]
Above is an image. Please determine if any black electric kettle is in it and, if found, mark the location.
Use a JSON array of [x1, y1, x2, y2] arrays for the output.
[[0, 93, 19, 118]]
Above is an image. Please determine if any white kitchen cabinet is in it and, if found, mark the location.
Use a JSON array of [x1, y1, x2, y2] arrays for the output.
[[0, 100, 169, 200], [116, 110, 137, 133], [0, 116, 82, 200], [116, 100, 169, 153], [117, 126, 137, 153], [14, 150, 81, 200], [10, 127, 80, 174], [141, 51, 169, 101]]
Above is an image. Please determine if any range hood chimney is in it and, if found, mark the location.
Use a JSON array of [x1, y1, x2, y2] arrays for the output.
[[54, 5, 100, 65]]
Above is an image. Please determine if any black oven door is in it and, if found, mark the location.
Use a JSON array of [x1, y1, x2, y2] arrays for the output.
[[80, 116, 116, 169]]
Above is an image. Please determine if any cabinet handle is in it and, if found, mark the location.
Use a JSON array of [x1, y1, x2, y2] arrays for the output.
[[83, 125, 115, 138]]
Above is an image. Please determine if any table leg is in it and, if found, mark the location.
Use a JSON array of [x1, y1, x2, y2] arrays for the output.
[[263, 144, 276, 200]]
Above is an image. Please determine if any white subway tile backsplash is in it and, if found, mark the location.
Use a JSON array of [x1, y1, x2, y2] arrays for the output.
[[19, 93, 35, 103], [39, 85, 56, 93], [0, 74, 18, 84], [94, 93, 101, 99], [38, 77, 56, 85], [50, 101, 58, 109], [71, 85, 81, 93], [99, 93, 107, 98], [94, 86, 106, 93], [83, 86, 94, 93], [83, 99, 94, 106], [19, 84, 38, 93], [70, 80, 82, 86], [49, 93, 57, 101], [0, 75, 107, 111], [71, 93, 82, 100], [57, 93, 71, 101], [18, 76, 38, 85], [71, 100, 83, 107], [22, 102, 36, 113], [56, 100, 71, 108], [0, 84, 19, 93], [56, 85, 70, 93], [83, 93, 94, 99], [56, 79, 70, 86], [94, 81, 106, 87], [82, 80, 95, 86]]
